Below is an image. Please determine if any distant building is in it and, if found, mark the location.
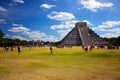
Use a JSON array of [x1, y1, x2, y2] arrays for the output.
[[28, 40, 44, 47], [58, 22, 108, 47]]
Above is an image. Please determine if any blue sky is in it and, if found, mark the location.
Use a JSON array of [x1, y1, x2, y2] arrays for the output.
[[0, 0, 120, 41]]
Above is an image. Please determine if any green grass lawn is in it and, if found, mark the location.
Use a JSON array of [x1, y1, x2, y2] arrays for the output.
[[0, 47, 120, 80]]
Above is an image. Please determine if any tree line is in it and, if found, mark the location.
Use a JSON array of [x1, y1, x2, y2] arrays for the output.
[[0, 29, 120, 47], [0, 30, 28, 47], [0, 29, 56, 47], [103, 36, 120, 46]]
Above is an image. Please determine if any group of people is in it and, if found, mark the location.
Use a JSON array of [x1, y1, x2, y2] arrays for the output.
[[83, 46, 94, 52], [3, 45, 22, 55], [83, 45, 119, 52], [3, 45, 53, 55]]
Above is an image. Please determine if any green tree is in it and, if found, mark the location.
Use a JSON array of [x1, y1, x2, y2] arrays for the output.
[[117, 36, 120, 45], [0, 29, 4, 46], [0, 29, 4, 38], [103, 36, 120, 46]]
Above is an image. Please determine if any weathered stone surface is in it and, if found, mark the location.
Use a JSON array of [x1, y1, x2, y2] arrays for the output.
[[59, 22, 108, 46]]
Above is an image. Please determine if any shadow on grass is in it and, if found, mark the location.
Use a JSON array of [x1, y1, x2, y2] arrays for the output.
[[88, 53, 120, 58], [2, 51, 120, 59], [0, 66, 14, 73], [34, 52, 91, 58], [89, 53, 111, 57], [27, 62, 52, 69]]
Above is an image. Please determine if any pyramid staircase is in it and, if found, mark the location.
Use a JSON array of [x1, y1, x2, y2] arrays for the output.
[[59, 22, 108, 46]]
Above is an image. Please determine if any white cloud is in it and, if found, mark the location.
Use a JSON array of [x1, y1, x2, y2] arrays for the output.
[[45, 35, 58, 42], [12, 23, 23, 27], [107, 28, 120, 34], [0, 6, 7, 12], [98, 21, 120, 29], [8, 23, 59, 41], [40, 4, 56, 9], [9, 28, 59, 41], [5, 34, 10, 37], [80, 0, 113, 12], [98, 28, 120, 33], [28, 31, 58, 41], [13, 0, 24, 4], [9, 3, 14, 6], [8, 27, 30, 33], [50, 20, 92, 30], [57, 29, 72, 40], [11, 36, 28, 40], [4, 34, 10, 38], [101, 33, 120, 38], [8, 23, 30, 35], [47, 11, 75, 21], [92, 20, 120, 38], [51, 20, 79, 29], [0, 19, 6, 24], [29, 31, 46, 39]]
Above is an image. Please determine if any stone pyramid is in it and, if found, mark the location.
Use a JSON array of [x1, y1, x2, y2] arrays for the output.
[[59, 22, 108, 46]]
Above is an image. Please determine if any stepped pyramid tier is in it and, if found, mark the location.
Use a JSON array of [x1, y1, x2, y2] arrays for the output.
[[58, 22, 108, 47]]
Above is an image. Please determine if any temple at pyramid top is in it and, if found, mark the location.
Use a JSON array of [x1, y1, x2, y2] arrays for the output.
[[58, 22, 108, 47], [75, 22, 87, 28]]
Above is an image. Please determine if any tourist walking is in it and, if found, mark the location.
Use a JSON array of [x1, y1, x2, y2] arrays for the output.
[[84, 46, 88, 52], [4, 46, 9, 52], [10, 46, 13, 52], [50, 46, 53, 54], [18, 45, 21, 55]]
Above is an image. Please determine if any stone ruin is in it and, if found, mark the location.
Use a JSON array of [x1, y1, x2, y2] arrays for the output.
[[28, 40, 44, 47], [58, 22, 108, 47]]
